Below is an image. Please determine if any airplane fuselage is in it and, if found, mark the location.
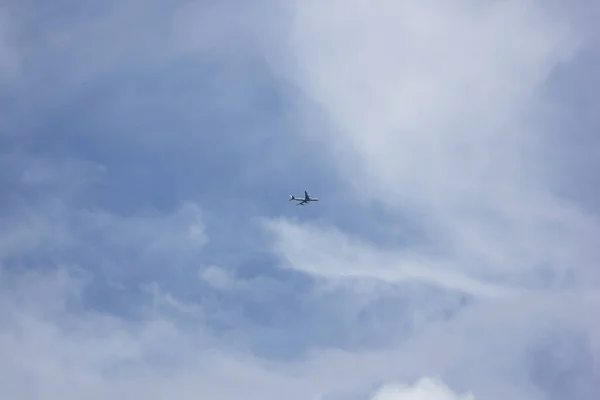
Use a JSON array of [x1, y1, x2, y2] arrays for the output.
[[291, 196, 318, 201]]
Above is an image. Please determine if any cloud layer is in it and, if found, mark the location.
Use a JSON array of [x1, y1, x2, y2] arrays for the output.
[[1, 0, 599, 399]]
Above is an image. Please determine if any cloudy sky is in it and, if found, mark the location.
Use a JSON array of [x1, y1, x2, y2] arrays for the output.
[[1, 0, 599, 399]]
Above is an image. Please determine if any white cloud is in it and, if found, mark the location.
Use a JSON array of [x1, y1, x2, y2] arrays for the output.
[[263, 217, 519, 298], [259, 0, 600, 398], [267, 0, 599, 288], [0, 267, 333, 400], [200, 265, 237, 290], [371, 377, 474, 400], [1, 230, 598, 398]]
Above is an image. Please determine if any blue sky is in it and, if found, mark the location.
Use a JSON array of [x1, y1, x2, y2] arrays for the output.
[[1, 1, 599, 399]]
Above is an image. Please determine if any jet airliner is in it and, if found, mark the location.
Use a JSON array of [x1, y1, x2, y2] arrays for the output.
[[289, 190, 319, 206]]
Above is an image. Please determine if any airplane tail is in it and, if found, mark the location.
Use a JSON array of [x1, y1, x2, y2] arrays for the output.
[[289, 195, 295, 201]]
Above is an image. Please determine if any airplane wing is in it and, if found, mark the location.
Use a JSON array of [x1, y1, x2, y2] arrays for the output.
[[304, 190, 309, 200]]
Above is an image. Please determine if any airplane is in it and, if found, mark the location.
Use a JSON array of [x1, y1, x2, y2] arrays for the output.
[[289, 190, 319, 206]]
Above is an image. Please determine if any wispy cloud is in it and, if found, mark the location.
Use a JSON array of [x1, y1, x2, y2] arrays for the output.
[[263, 217, 519, 298]]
